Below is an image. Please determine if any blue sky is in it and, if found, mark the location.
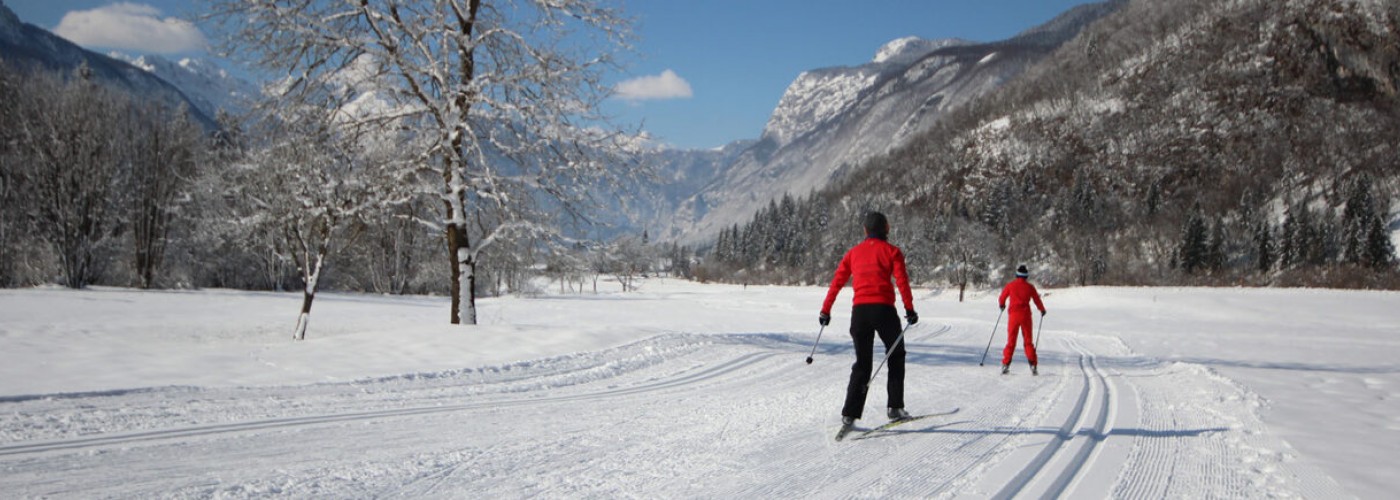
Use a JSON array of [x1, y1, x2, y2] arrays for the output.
[[7, 0, 1099, 150]]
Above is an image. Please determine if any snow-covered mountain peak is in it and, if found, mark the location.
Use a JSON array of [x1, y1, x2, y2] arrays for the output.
[[760, 36, 972, 148], [874, 36, 924, 63], [107, 51, 258, 118], [872, 36, 966, 65], [761, 67, 879, 146], [178, 57, 231, 79]]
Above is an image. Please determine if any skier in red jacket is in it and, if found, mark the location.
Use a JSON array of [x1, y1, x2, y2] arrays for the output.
[[820, 212, 918, 430], [998, 264, 1046, 375]]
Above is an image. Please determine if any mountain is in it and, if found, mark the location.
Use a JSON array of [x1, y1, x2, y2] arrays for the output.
[[714, 0, 1400, 288], [657, 1, 1125, 244], [588, 139, 754, 241], [0, 1, 218, 129], [106, 52, 258, 119]]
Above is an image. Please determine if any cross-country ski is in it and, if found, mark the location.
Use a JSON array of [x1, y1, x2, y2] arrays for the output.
[[835, 408, 962, 441]]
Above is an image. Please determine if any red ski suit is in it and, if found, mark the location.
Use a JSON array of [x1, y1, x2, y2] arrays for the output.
[[822, 236, 915, 419], [821, 237, 915, 315], [998, 277, 1045, 366]]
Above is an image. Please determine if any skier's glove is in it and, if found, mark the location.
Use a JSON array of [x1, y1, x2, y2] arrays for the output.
[[1000, 305, 1006, 312], [905, 309, 918, 325], [819, 313, 831, 326], [1040, 310, 1047, 317]]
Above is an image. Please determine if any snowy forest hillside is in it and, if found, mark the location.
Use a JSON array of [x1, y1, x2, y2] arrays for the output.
[[704, 0, 1400, 290], [0, 3, 217, 129]]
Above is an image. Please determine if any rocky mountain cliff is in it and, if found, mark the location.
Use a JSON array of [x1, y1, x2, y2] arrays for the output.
[[656, 1, 1124, 244]]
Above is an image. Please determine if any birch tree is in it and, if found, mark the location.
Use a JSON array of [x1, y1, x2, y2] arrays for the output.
[[210, 0, 639, 325]]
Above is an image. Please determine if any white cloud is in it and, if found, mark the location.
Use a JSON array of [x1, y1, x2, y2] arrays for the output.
[[54, 3, 206, 54], [615, 69, 693, 102]]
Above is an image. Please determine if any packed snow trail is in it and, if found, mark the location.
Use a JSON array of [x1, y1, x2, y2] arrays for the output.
[[0, 318, 1349, 498]]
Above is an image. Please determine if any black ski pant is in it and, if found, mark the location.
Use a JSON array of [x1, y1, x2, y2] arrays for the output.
[[842, 304, 905, 419]]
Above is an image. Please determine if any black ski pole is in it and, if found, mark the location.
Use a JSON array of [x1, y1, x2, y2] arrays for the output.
[[867, 323, 913, 389], [1034, 311, 1045, 350], [979, 309, 1005, 366], [805, 324, 826, 365]]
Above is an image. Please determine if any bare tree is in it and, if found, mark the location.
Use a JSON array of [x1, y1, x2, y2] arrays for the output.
[[9, 65, 127, 288], [610, 234, 649, 292], [360, 200, 432, 294], [209, 0, 640, 325], [948, 222, 994, 302], [124, 104, 205, 289], [228, 117, 406, 340], [0, 62, 19, 286]]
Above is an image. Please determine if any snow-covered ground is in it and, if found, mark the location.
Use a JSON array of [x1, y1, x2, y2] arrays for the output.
[[1, 281, 1396, 498]]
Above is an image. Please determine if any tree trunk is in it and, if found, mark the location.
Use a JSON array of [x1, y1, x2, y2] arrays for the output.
[[293, 248, 325, 341], [466, 256, 477, 323], [294, 288, 314, 341], [446, 220, 477, 325]]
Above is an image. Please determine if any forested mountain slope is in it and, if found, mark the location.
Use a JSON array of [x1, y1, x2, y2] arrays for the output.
[[707, 0, 1400, 289]]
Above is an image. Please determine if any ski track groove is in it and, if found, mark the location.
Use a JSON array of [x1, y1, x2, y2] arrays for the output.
[[2, 320, 1351, 498], [716, 323, 960, 498], [1039, 337, 1115, 498], [882, 329, 1070, 498], [920, 336, 1074, 498], [735, 324, 1069, 498], [0, 349, 781, 458], [988, 338, 1092, 500], [978, 334, 1119, 500]]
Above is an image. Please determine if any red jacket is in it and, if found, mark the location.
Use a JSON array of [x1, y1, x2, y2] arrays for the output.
[[998, 277, 1046, 314], [822, 237, 915, 314]]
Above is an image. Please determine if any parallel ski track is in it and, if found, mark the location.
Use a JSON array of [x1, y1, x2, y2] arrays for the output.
[[730, 323, 1051, 498], [823, 334, 1071, 498], [0, 348, 783, 458], [393, 323, 961, 498], [992, 336, 1115, 499]]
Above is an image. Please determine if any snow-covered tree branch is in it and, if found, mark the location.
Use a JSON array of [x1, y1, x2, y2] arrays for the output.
[[210, 0, 641, 325]]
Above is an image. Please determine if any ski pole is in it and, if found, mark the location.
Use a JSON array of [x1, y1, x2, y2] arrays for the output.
[[867, 323, 913, 389], [978, 309, 1005, 366], [1034, 312, 1045, 350], [805, 324, 826, 365]]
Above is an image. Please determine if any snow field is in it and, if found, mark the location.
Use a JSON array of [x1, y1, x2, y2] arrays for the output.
[[0, 282, 1393, 498]]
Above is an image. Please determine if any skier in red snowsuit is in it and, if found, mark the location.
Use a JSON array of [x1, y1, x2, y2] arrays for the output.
[[820, 212, 918, 429], [998, 265, 1046, 375]]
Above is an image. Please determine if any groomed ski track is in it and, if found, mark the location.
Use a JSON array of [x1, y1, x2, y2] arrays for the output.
[[0, 322, 1348, 498]]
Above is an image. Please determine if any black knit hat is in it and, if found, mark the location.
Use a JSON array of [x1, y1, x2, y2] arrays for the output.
[[1016, 265, 1029, 278], [863, 212, 889, 239]]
